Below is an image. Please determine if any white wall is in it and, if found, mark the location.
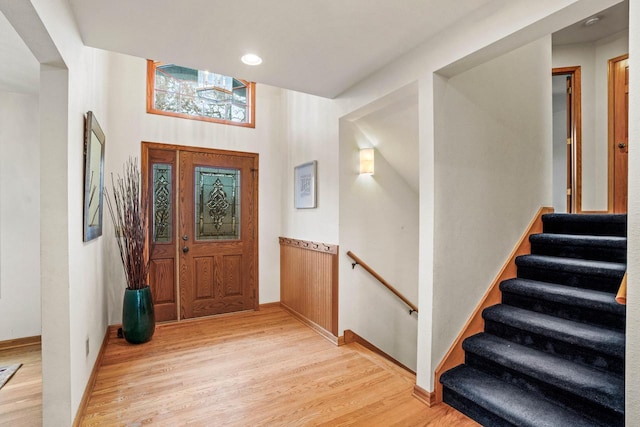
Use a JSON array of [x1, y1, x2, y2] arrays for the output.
[[103, 52, 286, 320], [0, 91, 40, 341], [625, 0, 639, 422], [334, 0, 620, 391], [338, 119, 419, 371], [2, 0, 112, 424], [281, 90, 341, 243], [431, 36, 552, 382], [67, 47, 110, 421], [552, 30, 629, 211]]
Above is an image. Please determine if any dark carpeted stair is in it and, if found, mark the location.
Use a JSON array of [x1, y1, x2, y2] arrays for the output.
[[440, 213, 626, 426]]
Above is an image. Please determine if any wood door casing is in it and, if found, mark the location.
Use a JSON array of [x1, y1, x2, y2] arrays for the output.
[[565, 75, 573, 212], [144, 146, 178, 322], [142, 142, 259, 322], [608, 54, 629, 213], [552, 66, 582, 213], [179, 149, 258, 319]]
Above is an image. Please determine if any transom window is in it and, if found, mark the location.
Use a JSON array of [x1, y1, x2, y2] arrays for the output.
[[147, 61, 255, 128]]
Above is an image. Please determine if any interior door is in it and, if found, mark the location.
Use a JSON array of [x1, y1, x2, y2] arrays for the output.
[[179, 149, 258, 319], [609, 55, 629, 213], [144, 143, 258, 321]]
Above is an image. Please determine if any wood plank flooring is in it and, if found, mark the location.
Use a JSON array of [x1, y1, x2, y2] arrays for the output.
[[0, 342, 42, 427], [81, 306, 477, 426], [2, 306, 478, 426]]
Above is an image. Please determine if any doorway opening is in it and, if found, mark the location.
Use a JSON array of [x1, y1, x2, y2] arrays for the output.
[[552, 67, 582, 213], [142, 142, 259, 322]]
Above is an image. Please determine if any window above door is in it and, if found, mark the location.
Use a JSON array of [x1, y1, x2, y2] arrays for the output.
[[147, 61, 255, 128]]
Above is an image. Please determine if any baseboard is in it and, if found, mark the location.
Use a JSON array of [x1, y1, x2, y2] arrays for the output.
[[412, 384, 436, 407], [258, 302, 282, 310], [72, 327, 111, 427], [280, 302, 341, 346], [0, 335, 41, 350], [343, 329, 415, 374]]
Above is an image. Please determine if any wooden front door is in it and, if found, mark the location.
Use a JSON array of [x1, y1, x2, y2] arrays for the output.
[[143, 143, 258, 321], [609, 54, 629, 213]]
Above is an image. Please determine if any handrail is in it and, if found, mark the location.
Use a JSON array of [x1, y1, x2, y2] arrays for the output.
[[616, 272, 627, 305], [346, 251, 418, 315]]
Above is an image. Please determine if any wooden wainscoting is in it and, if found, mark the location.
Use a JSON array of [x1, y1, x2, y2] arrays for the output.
[[279, 237, 339, 343]]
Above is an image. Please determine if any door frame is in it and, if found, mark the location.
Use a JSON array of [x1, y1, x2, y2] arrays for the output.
[[552, 66, 582, 213], [141, 141, 260, 321], [607, 53, 629, 213]]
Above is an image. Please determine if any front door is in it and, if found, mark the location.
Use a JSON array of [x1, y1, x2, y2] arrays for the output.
[[143, 143, 258, 321], [609, 54, 629, 213]]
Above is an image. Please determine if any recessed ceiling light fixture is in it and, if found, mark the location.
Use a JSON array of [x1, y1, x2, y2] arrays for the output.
[[584, 16, 601, 26], [241, 53, 263, 66]]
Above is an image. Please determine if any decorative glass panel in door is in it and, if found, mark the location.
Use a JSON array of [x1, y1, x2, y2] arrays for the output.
[[152, 163, 172, 243], [146, 148, 178, 322], [194, 167, 240, 240]]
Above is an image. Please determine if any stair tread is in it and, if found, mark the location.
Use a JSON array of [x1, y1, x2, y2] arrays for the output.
[[464, 333, 624, 413], [530, 233, 627, 248], [441, 365, 603, 427], [482, 305, 625, 357], [500, 278, 625, 315], [516, 254, 626, 276]]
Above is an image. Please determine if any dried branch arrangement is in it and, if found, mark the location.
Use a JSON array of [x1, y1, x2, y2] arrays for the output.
[[105, 158, 150, 290]]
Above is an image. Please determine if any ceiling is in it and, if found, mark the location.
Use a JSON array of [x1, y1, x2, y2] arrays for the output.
[[67, 0, 495, 99], [1, 1, 629, 100], [552, 0, 628, 46]]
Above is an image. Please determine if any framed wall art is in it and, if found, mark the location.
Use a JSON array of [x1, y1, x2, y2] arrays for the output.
[[294, 161, 317, 209], [83, 111, 105, 241]]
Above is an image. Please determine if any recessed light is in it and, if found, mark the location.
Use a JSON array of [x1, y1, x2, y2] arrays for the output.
[[241, 54, 262, 66], [584, 16, 600, 26]]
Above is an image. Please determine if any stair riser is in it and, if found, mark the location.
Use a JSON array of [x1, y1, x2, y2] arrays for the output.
[[465, 353, 623, 425], [484, 320, 624, 375], [542, 216, 626, 237], [443, 388, 517, 427], [517, 266, 623, 293], [530, 243, 626, 264], [501, 292, 626, 330]]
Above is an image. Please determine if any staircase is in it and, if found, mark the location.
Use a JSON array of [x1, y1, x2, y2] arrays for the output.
[[440, 214, 626, 426]]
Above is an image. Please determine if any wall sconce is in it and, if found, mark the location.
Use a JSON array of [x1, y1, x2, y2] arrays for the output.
[[359, 148, 375, 175]]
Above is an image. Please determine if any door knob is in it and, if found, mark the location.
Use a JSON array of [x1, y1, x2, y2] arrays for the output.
[[182, 246, 189, 253], [618, 143, 627, 149]]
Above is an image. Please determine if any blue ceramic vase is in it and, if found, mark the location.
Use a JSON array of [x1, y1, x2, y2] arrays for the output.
[[122, 286, 155, 344]]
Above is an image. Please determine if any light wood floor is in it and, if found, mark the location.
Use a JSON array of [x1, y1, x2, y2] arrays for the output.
[[2, 306, 478, 426], [0, 342, 42, 427]]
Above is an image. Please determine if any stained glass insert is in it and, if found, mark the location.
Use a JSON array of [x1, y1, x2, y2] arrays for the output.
[[153, 64, 250, 123], [152, 163, 172, 243], [195, 167, 240, 240]]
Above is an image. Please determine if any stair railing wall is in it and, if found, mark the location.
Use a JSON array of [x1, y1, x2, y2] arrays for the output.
[[432, 206, 554, 403]]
